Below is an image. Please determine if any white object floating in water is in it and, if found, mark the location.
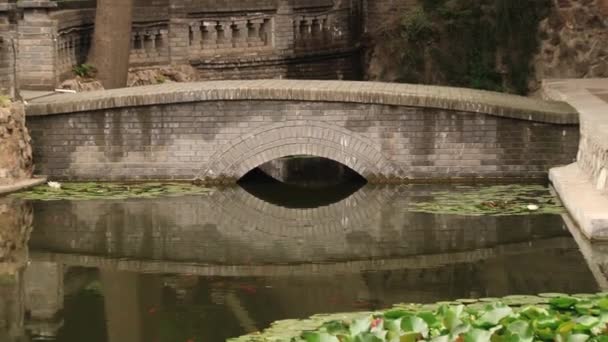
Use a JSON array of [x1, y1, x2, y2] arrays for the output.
[[526, 204, 539, 211], [47, 181, 62, 189]]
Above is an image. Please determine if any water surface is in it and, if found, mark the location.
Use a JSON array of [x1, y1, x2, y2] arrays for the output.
[[0, 184, 601, 341]]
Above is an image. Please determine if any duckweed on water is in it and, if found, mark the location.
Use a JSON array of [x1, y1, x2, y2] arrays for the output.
[[9, 182, 212, 201], [232, 294, 608, 342], [409, 185, 564, 216]]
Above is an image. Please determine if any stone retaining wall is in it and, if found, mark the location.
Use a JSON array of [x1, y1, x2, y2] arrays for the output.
[[25, 81, 579, 182], [533, 0, 608, 86]]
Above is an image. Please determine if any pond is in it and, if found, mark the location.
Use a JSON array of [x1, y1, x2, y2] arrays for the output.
[[0, 183, 602, 342]]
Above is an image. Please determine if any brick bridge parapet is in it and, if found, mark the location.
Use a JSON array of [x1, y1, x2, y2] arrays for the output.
[[25, 80, 580, 182]]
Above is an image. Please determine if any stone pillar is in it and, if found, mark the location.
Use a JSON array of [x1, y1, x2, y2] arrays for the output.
[[17, 0, 58, 90], [168, 0, 189, 65], [274, 0, 294, 51], [0, 2, 16, 98], [24, 262, 63, 320]]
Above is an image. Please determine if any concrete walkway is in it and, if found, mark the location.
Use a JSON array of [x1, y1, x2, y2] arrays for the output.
[[543, 79, 608, 241]]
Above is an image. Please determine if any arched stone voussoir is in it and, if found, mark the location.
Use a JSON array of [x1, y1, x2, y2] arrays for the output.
[[200, 121, 395, 181]]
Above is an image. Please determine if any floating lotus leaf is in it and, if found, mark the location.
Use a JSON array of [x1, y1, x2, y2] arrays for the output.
[[9, 182, 213, 201], [409, 184, 565, 216], [230, 294, 608, 342]]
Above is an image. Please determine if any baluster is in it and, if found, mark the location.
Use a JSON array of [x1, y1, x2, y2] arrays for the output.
[[300, 19, 311, 47], [311, 18, 321, 38], [201, 21, 217, 50], [59, 38, 66, 69], [232, 20, 247, 48], [217, 21, 233, 49], [144, 32, 154, 53], [261, 18, 271, 46], [247, 19, 263, 47], [68, 35, 76, 68], [322, 17, 331, 44]]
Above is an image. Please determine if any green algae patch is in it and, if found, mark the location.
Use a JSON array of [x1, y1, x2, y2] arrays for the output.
[[9, 182, 213, 201], [409, 184, 564, 216], [231, 294, 608, 342]]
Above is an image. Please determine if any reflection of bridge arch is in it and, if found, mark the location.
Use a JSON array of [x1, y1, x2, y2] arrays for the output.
[[202, 120, 396, 181], [207, 185, 396, 238], [30, 236, 578, 277]]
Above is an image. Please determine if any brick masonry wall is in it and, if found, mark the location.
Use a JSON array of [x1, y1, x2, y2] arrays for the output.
[[193, 51, 361, 80], [27, 100, 579, 182]]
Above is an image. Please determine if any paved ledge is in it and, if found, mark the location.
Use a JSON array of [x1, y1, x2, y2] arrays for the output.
[[544, 79, 608, 241], [550, 164, 608, 241], [0, 177, 47, 196], [25, 80, 578, 124]]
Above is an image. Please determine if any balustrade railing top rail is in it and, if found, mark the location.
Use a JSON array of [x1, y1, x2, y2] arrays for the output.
[[25, 80, 579, 124]]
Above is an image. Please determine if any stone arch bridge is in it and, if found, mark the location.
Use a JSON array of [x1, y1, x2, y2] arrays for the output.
[[25, 80, 579, 182]]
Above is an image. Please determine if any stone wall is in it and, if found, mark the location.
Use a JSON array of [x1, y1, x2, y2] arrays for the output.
[[0, 103, 33, 186], [363, 0, 608, 92], [25, 80, 579, 182]]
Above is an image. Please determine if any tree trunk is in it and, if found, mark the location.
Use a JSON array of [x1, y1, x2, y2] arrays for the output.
[[88, 0, 134, 89]]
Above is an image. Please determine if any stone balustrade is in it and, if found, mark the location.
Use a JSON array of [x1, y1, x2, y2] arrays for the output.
[[294, 9, 349, 51], [56, 25, 93, 77], [188, 17, 273, 56], [9, 0, 362, 90], [130, 23, 170, 66]]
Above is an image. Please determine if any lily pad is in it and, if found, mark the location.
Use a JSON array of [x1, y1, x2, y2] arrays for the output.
[[9, 182, 213, 201], [409, 184, 565, 216]]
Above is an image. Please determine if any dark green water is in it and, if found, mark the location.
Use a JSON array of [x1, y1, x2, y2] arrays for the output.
[[0, 184, 601, 342]]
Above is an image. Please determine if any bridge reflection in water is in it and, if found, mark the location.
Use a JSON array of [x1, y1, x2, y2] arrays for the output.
[[0, 185, 604, 341]]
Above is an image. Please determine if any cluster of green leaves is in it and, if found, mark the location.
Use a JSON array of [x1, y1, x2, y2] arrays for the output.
[[72, 63, 97, 78], [395, 0, 551, 94], [409, 184, 564, 216], [297, 294, 608, 342], [0, 95, 11, 108], [10, 182, 212, 201]]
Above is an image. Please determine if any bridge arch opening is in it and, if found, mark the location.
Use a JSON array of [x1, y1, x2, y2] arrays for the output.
[[237, 155, 367, 209], [201, 121, 396, 184]]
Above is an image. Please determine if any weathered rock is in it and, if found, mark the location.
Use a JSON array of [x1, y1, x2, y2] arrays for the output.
[[0, 102, 33, 186], [532, 0, 608, 89], [127, 65, 198, 87], [59, 76, 104, 92]]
